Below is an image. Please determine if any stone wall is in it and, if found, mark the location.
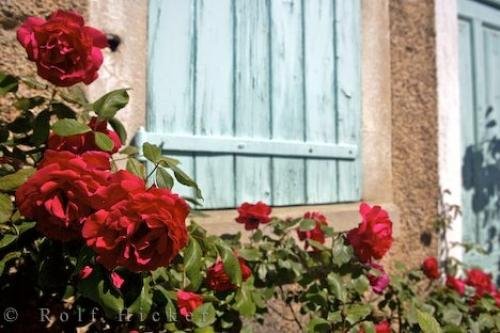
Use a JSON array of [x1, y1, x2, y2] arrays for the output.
[[388, 0, 440, 268]]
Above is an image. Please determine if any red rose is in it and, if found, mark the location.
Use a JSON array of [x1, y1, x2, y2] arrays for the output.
[[422, 256, 440, 280], [206, 258, 252, 292], [16, 151, 109, 241], [82, 187, 189, 271], [235, 201, 271, 230], [17, 10, 107, 86], [446, 276, 466, 295], [465, 268, 493, 297], [346, 203, 393, 263], [91, 170, 146, 210], [359, 320, 391, 333], [176, 290, 203, 317], [296, 212, 328, 248], [375, 321, 391, 333], [48, 117, 122, 155], [39, 149, 111, 170]]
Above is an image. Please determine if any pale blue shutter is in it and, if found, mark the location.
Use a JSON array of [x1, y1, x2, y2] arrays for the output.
[[459, 0, 500, 279], [144, 0, 361, 209]]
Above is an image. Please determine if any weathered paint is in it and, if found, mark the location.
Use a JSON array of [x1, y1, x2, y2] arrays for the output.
[[459, 0, 500, 279], [147, 0, 362, 209]]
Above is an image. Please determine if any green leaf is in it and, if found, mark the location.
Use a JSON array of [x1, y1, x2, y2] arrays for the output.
[[126, 158, 146, 179], [442, 307, 462, 326], [31, 109, 51, 145], [60, 86, 89, 107], [109, 117, 127, 143], [191, 303, 216, 328], [16, 221, 36, 235], [194, 327, 215, 333], [94, 132, 114, 152], [0, 234, 17, 249], [299, 218, 317, 231], [158, 156, 180, 167], [238, 248, 261, 261], [233, 284, 256, 317], [52, 119, 91, 137], [78, 266, 124, 317], [332, 241, 353, 266], [307, 239, 328, 251], [0, 193, 13, 223], [171, 165, 203, 199], [0, 73, 18, 96], [184, 237, 203, 290], [143, 142, 162, 163], [128, 276, 153, 318], [327, 273, 347, 302], [93, 89, 129, 119], [416, 309, 442, 333], [120, 146, 138, 155], [218, 243, 241, 286], [352, 275, 370, 294], [156, 167, 174, 189], [0, 251, 21, 276], [52, 102, 76, 119], [345, 304, 371, 324], [442, 324, 465, 333], [307, 317, 330, 333], [0, 168, 35, 191]]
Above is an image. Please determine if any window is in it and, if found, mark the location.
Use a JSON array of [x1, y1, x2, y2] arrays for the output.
[[143, 0, 361, 209]]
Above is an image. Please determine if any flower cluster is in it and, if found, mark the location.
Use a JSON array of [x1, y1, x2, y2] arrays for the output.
[[14, 10, 190, 273], [420, 257, 500, 306], [296, 211, 329, 249], [16, 126, 189, 272]]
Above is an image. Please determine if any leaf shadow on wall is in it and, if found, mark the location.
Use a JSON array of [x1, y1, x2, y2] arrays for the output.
[[462, 106, 500, 286]]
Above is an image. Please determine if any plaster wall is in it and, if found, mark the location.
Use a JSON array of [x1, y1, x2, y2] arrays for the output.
[[389, 0, 440, 267]]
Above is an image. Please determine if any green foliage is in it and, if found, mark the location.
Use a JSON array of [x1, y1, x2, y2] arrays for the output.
[[52, 119, 91, 136], [0, 72, 18, 96], [93, 89, 129, 119]]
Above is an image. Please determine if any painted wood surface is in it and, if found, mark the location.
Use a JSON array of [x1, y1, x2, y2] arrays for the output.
[[304, 0, 337, 204], [459, 0, 500, 281], [147, 0, 361, 209]]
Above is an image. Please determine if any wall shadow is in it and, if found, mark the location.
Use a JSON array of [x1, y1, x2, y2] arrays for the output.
[[462, 106, 500, 285]]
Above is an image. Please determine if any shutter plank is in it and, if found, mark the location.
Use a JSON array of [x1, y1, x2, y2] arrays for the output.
[[194, 0, 235, 208], [304, 0, 338, 204], [234, 0, 272, 204], [270, 0, 306, 205], [458, 18, 476, 246], [336, 0, 361, 202], [148, 0, 195, 197]]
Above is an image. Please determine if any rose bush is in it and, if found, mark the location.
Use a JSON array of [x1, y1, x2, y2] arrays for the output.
[[0, 9, 498, 333]]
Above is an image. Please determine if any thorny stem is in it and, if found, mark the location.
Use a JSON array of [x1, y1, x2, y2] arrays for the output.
[[279, 285, 303, 331], [146, 162, 159, 181]]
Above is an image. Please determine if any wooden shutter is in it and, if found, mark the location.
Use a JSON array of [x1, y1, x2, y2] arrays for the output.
[[459, 0, 500, 277], [143, 0, 361, 209]]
